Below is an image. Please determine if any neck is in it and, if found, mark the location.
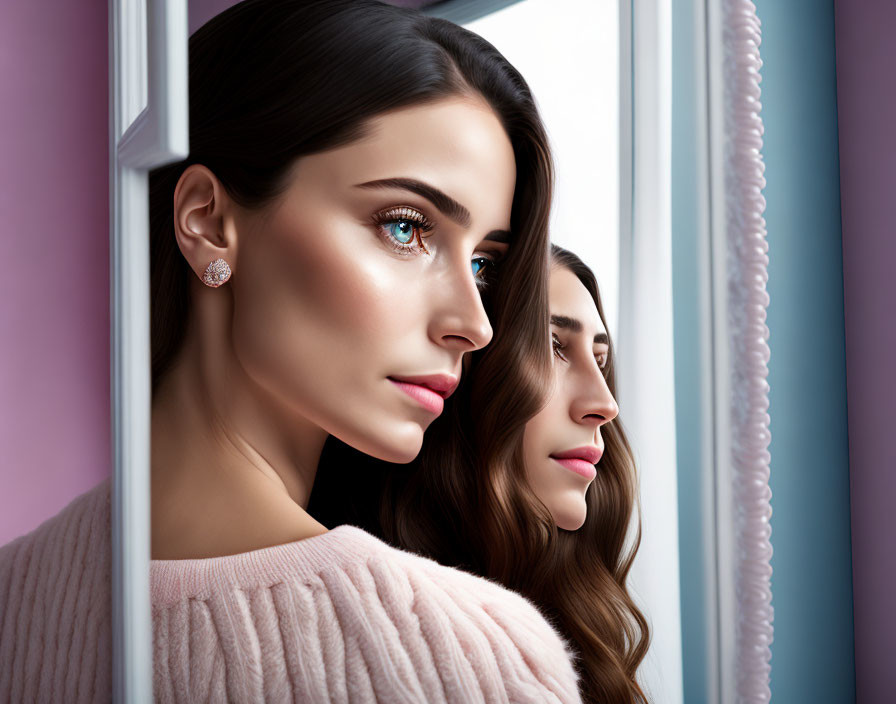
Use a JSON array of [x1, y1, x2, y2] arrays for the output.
[[150, 329, 330, 559]]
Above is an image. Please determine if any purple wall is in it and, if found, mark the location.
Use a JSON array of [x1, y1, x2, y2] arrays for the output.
[[189, 0, 239, 33], [834, 1, 896, 697], [0, 0, 110, 545]]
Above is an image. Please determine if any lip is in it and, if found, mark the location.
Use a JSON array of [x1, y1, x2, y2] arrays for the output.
[[549, 445, 603, 480], [388, 373, 459, 399], [550, 445, 603, 463], [388, 373, 459, 415]]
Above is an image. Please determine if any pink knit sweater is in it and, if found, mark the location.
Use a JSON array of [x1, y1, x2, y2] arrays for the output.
[[1, 478, 583, 703]]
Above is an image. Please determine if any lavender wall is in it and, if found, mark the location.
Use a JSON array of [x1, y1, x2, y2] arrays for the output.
[[834, 2, 896, 697], [0, 0, 110, 546], [189, 0, 239, 33]]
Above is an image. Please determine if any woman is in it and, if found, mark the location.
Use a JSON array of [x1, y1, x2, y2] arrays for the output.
[[0, 1, 581, 701], [313, 245, 650, 702], [519, 245, 651, 703]]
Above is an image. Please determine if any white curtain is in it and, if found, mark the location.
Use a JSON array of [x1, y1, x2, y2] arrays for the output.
[[617, 0, 685, 701]]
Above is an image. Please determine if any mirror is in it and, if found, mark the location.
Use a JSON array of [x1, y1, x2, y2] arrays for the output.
[[106, 0, 773, 701]]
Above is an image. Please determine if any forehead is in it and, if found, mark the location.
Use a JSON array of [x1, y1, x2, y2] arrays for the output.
[[286, 95, 517, 228], [549, 265, 606, 338]]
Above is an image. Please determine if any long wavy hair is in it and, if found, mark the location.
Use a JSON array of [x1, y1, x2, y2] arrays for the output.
[[311, 245, 650, 702], [149, 0, 554, 402], [539, 244, 651, 702]]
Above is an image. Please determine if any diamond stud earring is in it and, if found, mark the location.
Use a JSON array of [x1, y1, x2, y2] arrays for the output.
[[202, 258, 232, 288]]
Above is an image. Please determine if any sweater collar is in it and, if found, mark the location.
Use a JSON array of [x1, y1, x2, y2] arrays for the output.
[[150, 524, 394, 606]]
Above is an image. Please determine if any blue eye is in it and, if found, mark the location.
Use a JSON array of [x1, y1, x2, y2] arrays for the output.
[[387, 219, 415, 244], [471, 256, 490, 277]]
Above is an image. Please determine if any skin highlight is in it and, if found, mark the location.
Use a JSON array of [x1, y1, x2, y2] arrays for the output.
[[522, 265, 619, 531], [150, 96, 515, 559]]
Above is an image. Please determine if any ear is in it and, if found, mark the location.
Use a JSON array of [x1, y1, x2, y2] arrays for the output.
[[173, 165, 237, 282]]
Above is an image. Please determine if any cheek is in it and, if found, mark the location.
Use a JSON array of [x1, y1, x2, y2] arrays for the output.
[[230, 211, 416, 400], [522, 401, 559, 487], [277, 214, 386, 331], [524, 385, 564, 451]]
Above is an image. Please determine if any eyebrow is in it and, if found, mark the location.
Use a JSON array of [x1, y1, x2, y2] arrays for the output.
[[354, 177, 511, 243], [550, 314, 609, 345]]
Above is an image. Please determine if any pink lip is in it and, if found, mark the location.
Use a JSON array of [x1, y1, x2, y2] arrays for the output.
[[551, 457, 597, 480], [549, 445, 603, 480], [388, 373, 458, 415]]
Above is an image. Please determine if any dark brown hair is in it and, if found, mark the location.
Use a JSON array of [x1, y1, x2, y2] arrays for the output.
[[311, 245, 650, 702], [149, 0, 554, 399]]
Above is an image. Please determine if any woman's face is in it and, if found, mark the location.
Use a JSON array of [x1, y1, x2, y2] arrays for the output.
[[225, 95, 516, 463], [521, 265, 619, 531]]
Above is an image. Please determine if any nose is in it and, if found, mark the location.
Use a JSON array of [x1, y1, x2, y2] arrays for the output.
[[569, 363, 619, 428], [428, 257, 494, 352]]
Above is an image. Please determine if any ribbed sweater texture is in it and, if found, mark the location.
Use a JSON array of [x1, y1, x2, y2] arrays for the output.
[[0, 479, 582, 702]]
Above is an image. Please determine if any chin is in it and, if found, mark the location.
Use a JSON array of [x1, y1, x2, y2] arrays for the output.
[[554, 504, 588, 532], [377, 439, 423, 464], [343, 418, 425, 465]]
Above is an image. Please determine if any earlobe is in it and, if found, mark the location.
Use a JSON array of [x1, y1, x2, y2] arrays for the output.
[[173, 165, 236, 283]]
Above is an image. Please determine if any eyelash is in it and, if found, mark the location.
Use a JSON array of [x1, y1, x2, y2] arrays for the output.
[[371, 205, 502, 290], [552, 333, 609, 371], [551, 333, 566, 361]]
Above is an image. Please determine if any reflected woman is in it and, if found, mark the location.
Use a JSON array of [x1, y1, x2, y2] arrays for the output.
[[0, 1, 584, 701], [522, 244, 651, 702], [315, 244, 650, 702]]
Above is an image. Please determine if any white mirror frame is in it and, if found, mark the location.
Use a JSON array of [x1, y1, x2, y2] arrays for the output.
[[700, 0, 774, 700], [110, 0, 187, 701]]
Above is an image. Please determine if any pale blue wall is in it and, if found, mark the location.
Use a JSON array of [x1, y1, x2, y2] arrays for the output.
[[672, 0, 855, 701], [670, 0, 706, 699]]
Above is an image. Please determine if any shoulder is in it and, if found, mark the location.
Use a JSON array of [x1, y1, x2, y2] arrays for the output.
[[0, 477, 113, 702], [151, 525, 581, 702], [383, 540, 583, 699]]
